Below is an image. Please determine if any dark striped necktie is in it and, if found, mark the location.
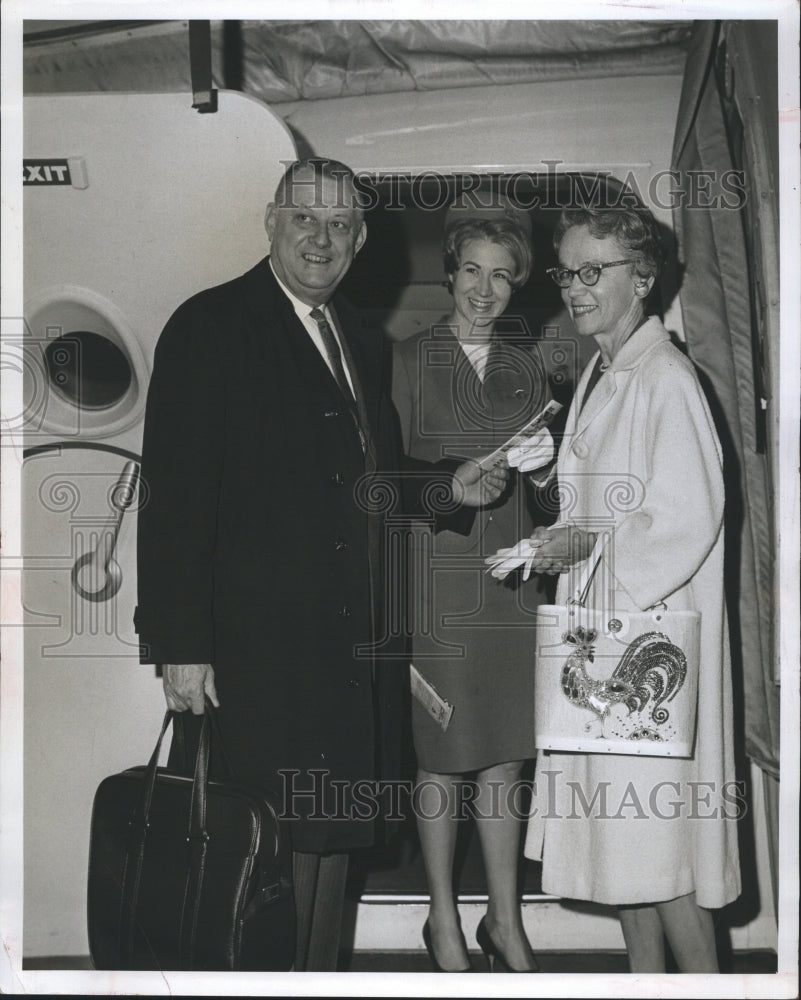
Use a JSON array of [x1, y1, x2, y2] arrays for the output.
[[310, 307, 365, 452]]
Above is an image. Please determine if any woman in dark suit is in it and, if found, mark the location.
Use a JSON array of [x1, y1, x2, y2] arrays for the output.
[[392, 209, 551, 972]]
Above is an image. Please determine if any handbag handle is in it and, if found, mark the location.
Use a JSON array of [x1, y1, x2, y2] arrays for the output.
[[569, 529, 670, 613], [569, 531, 609, 608]]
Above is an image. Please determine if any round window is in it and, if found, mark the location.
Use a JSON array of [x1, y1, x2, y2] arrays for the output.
[[45, 331, 133, 410]]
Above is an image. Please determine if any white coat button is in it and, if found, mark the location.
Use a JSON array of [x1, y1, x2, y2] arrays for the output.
[[572, 440, 590, 460]]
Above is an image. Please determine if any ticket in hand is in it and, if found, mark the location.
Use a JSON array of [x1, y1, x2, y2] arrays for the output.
[[410, 663, 454, 732], [477, 400, 563, 469]]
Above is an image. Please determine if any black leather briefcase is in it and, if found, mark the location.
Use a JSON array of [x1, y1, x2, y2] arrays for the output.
[[87, 706, 294, 971]]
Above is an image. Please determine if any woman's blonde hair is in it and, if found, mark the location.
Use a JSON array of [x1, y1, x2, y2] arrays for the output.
[[443, 218, 533, 291]]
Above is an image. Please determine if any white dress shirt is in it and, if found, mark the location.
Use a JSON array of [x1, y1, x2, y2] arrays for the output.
[[270, 260, 357, 396], [456, 337, 492, 383]]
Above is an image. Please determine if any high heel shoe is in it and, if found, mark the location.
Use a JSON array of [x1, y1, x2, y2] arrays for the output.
[[422, 919, 472, 973], [475, 916, 539, 973]]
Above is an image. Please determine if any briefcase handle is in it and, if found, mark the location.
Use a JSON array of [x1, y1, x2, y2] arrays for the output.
[[132, 701, 234, 849], [184, 702, 235, 849], [120, 703, 255, 969], [170, 698, 236, 781]]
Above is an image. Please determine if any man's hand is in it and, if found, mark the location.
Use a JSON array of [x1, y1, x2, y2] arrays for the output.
[[528, 524, 596, 574], [453, 457, 510, 508], [162, 663, 219, 714]]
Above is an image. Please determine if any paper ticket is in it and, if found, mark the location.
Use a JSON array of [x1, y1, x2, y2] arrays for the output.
[[410, 663, 454, 733], [477, 399, 563, 469]]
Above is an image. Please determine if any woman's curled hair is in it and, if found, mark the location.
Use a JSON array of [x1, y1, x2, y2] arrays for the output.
[[443, 218, 533, 290], [553, 204, 665, 281]]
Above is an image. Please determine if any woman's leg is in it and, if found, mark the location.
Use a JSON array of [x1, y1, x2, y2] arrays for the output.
[[655, 892, 719, 972], [415, 767, 470, 970], [618, 904, 666, 972], [619, 893, 719, 973], [473, 759, 538, 971]]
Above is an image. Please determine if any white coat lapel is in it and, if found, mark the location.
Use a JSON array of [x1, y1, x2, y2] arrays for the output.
[[572, 319, 668, 436], [574, 355, 617, 435]]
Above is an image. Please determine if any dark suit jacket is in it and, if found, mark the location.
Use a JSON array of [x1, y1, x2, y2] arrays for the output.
[[136, 257, 463, 851]]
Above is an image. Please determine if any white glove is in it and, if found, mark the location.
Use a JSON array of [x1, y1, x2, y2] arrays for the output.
[[507, 428, 554, 473], [484, 537, 544, 582]]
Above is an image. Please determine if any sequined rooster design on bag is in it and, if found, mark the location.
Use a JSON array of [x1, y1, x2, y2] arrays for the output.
[[560, 625, 688, 742]]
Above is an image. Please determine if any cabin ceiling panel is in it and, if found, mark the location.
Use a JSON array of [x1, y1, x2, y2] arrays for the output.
[[23, 19, 692, 102]]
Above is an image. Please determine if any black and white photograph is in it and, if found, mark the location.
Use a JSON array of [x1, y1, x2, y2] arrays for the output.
[[1, 2, 798, 996]]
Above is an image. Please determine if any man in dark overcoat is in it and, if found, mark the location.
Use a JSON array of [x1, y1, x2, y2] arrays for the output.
[[135, 158, 507, 971]]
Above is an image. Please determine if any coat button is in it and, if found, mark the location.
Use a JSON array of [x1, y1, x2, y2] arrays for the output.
[[324, 409, 339, 419], [514, 388, 526, 398], [348, 678, 360, 687], [334, 538, 348, 550], [331, 472, 345, 486], [572, 440, 589, 460], [338, 605, 351, 618]]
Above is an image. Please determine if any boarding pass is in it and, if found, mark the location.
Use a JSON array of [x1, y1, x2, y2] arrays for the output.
[[476, 399, 562, 469], [410, 663, 454, 733]]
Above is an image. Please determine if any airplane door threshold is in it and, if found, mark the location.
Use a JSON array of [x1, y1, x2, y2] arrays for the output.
[[348, 898, 626, 953], [357, 891, 555, 903]]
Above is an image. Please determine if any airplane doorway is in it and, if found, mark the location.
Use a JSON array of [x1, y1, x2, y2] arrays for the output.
[[339, 170, 642, 906]]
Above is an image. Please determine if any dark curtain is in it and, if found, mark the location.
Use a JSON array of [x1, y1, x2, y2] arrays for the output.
[[670, 20, 780, 908]]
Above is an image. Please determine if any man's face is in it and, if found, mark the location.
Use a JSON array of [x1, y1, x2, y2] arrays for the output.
[[265, 168, 367, 306]]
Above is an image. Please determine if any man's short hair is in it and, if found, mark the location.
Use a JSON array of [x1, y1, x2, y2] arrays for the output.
[[273, 158, 366, 220]]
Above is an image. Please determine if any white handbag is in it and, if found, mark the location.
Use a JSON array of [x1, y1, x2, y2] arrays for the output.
[[534, 536, 700, 758]]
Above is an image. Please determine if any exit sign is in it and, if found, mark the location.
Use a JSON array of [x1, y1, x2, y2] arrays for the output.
[[23, 158, 88, 188]]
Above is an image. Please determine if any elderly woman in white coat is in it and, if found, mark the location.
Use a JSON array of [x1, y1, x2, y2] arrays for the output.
[[517, 204, 741, 972]]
